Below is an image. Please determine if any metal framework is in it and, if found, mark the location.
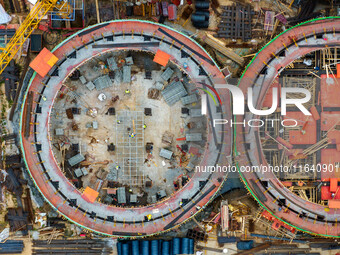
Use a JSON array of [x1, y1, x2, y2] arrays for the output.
[[116, 111, 144, 186], [0, 0, 58, 75]]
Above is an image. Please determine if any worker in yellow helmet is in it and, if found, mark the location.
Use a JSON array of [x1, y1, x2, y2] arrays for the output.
[[125, 89, 131, 94]]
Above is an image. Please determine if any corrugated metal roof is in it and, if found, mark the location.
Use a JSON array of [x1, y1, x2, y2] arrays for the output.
[[114, 69, 122, 84], [85, 81, 95, 91], [81, 167, 88, 176], [159, 148, 173, 159], [93, 75, 112, 90], [190, 109, 202, 117], [155, 82, 164, 90], [161, 67, 174, 80], [123, 66, 131, 83], [161, 80, 187, 105], [107, 167, 118, 181], [117, 187, 126, 204], [68, 153, 85, 167], [107, 57, 118, 71], [186, 133, 202, 142], [181, 94, 198, 105], [130, 194, 137, 203], [74, 168, 83, 177], [79, 76, 87, 84]]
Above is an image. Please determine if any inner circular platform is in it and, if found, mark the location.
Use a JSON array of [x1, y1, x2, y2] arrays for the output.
[[50, 49, 208, 205]]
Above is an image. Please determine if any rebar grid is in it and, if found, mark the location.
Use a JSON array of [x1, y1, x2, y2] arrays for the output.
[[116, 111, 144, 186]]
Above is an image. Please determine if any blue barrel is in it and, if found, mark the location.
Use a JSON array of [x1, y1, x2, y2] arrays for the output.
[[122, 243, 130, 255], [117, 242, 122, 255], [237, 240, 254, 250], [181, 238, 190, 254], [151, 240, 159, 255], [195, 1, 210, 9], [192, 21, 209, 28], [132, 240, 140, 255], [162, 241, 170, 255], [159, 240, 163, 254], [191, 14, 206, 23], [142, 240, 150, 255], [172, 238, 181, 255], [189, 238, 194, 254], [194, 11, 209, 20]]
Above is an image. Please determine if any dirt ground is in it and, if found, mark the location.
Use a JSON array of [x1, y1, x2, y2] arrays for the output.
[[50, 50, 206, 203]]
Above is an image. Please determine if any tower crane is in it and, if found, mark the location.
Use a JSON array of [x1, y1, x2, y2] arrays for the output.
[[0, 0, 59, 75]]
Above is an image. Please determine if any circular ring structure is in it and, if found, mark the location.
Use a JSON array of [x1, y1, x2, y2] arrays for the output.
[[236, 17, 340, 237], [19, 20, 232, 237]]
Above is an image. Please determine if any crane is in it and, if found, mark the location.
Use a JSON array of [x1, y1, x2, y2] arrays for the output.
[[0, 0, 59, 75]]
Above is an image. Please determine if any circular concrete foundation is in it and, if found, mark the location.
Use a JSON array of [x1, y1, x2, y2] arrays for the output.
[[20, 20, 232, 237]]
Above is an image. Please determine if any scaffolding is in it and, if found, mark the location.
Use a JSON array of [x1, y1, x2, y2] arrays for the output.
[[115, 111, 144, 186], [253, 208, 296, 242]]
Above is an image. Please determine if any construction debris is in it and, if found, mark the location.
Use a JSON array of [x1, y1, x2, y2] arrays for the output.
[[201, 33, 244, 65], [217, 4, 253, 41]]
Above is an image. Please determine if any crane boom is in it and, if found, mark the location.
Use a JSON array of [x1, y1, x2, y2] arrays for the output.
[[0, 0, 58, 75]]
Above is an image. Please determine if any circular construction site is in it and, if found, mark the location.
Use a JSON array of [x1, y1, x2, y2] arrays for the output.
[[19, 20, 232, 237], [236, 17, 340, 237]]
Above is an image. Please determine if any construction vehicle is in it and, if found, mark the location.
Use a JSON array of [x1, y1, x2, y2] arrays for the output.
[[0, 0, 69, 76]]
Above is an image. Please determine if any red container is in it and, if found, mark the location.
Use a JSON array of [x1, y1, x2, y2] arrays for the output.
[[168, 4, 177, 20]]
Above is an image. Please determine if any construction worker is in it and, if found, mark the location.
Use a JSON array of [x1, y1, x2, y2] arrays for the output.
[[129, 133, 135, 138], [115, 165, 120, 170], [117, 120, 121, 124], [125, 89, 131, 94], [143, 124, 147, 129]]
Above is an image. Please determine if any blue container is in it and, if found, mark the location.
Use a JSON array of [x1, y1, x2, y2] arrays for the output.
[[132, 240, 140, 255], [142, 240, 150, 255], [162, 241, 170, 255], [122, 243, 130, 255], [172, 238, 181, 255], [151, 240, 159, 255], [237, 240, 254, 250], [189, 238, 194, 254], [181, 238, 190, 254]]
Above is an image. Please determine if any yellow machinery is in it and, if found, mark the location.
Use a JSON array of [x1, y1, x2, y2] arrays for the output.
[[54, 0, 73, 19], [0, 0, 58, 75]]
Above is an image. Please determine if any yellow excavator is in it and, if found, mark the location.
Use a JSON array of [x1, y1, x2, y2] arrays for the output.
[[0, 0, 70, 75]]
